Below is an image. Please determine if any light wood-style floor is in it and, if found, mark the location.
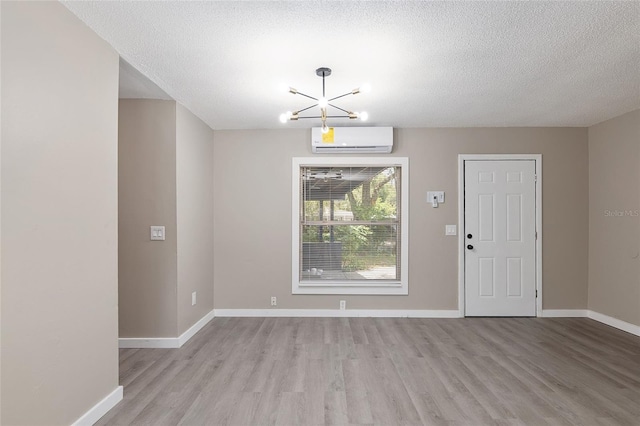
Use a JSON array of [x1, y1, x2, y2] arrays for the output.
[[99, 317, 640, 426]]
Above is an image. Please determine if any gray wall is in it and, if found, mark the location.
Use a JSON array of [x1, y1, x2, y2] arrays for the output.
[[213, 127, 589, 311], [176, 104, 215, 334], [0, 2, 632, 423], [119, 99, 178, 338], [588, 109, 640, 326], [119, 100, 214, 338], [1, 2, 119, 424]]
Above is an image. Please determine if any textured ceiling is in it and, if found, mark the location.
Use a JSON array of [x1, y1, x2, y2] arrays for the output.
[[63, 1, 640, 129]]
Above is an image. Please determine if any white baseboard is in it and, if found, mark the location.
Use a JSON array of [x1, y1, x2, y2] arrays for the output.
[[119, 309, 215, 349], [213, 309, 461, 318], [118, 337, 180, 349], [117, 308, 637, 348], [541, 309, 588, 317], [542, 309, 640, 337], [587, 310, 640, 337], [71, 386, 123, 426], [178, 309, 216, 346]]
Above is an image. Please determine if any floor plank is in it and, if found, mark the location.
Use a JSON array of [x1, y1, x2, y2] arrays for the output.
[[99, 318, 640, 426]]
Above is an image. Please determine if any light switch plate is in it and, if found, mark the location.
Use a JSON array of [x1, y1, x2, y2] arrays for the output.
[[150, 226, 165, 241], [427, 191, 445, 203], [446, 225, 457, 236]]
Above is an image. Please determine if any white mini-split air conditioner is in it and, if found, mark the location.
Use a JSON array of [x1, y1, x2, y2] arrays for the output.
[[311, 127, 393, 154]]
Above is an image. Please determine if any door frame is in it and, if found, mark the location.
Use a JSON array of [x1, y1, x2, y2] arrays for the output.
[[457, 154, 543, 317]]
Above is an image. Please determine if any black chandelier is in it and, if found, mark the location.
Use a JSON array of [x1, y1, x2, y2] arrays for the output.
[[280, 67, 369, 133]]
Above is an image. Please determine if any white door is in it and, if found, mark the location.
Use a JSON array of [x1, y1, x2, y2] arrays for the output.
[[464, 160, 536, 316]]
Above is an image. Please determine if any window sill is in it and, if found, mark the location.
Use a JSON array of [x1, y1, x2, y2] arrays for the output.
[[293, 280, 408, 295]]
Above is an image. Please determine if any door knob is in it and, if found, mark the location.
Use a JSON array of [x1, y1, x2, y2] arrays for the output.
[[467, 234, 473, 239], [467, 244, 474, 250]]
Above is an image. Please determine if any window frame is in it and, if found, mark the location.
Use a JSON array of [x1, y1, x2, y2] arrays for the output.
[[292, 157, 409, 295]]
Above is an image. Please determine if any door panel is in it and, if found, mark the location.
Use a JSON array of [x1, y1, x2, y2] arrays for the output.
[[465, 160, 536, 316], [478, 194, 494, 241], [506, 257, 522, 297], [478, 258, 495, 297]]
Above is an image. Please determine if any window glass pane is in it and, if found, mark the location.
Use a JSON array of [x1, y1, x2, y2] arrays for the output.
[[301, 224, 398, 281], [302, 166, 398, 222], [300, 165, 402, 283], [294, 159, 407, 294]]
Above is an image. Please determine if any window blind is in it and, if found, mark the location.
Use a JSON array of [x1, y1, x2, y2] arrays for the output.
[[299, 165, 401, 282]]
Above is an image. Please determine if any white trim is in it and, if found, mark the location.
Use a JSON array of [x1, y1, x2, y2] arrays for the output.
[[587, 310, 640, 337], [118, 337, 179, 349], [178, 309, 216, 347], [292, 286, 407, 295], [534, 156, 543, 318], [457, 158, 465, 316], [542, 309, 588, 317], [458, 154, 543, 318], [71, 386, 123, 426], [213, 309, 461, 318], [119, 309, 215, 348], [291, 157, 409, 295], [541, 309, 640, 337]]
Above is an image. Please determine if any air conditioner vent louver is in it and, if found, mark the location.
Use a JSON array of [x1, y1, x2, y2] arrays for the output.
[[311, 127, 393, 154]]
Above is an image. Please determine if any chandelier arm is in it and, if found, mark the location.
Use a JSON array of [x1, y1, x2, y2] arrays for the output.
[[296, 104, 319, 114], [328, 103, 351, 114], [328, 92, 355, 102], [296, 115, 350, 119], [295, 91, 318, 101]]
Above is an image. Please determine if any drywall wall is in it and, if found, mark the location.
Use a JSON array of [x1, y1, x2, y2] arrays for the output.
[[0, 2, 4, 420], [1, 2, 119, 424], [119, 100, 214, 338], [588, 109, 640, 326], [176, 104, 214, 334], [119, 99, 178, 338], [0, 1, 3, 420], [213, 127, 588, 311]]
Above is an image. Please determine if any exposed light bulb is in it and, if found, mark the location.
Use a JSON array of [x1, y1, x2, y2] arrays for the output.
[[280, 110, 294, 123], [321, 124, 330, 134], [318, 97, 328, 108], [360, 111, 369, 121], [280, 111, 294, 123], [360, 83, 372, 93]]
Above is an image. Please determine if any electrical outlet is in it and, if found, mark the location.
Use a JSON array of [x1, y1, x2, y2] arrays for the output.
[[271, 296, 277, 306], [339, 300, 346, 310], [192, 291, 197, 306]]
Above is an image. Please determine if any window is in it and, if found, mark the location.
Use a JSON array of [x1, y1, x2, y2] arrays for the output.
[[292, 157, 408, 295]]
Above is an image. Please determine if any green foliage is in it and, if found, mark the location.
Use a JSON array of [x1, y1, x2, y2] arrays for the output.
[[333, 225, 372, 271], [344, 168, 398, 265]]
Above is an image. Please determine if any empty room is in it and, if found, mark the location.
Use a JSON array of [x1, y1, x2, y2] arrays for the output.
[[1, 1, 639, 425]]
